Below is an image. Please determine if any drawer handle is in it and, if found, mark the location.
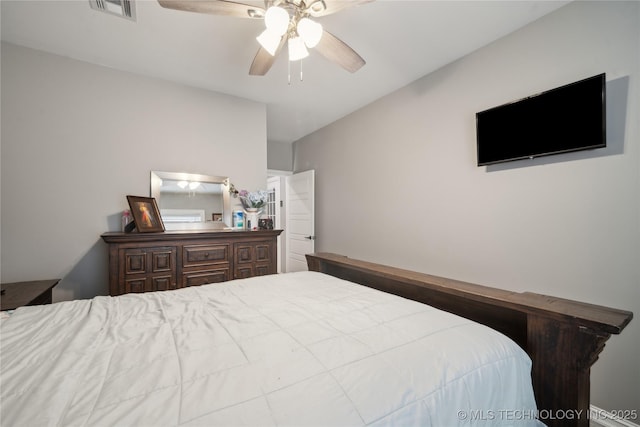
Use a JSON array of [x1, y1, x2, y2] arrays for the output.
[[204, 253, 210, 258]]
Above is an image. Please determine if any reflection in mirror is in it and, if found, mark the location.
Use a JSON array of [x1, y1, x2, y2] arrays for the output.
[[150, 171, 231, 230]]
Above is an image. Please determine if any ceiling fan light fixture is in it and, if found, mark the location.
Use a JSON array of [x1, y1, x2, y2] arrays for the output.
[[288, 36, 309, 61], [297, 17, 323, 48], [257, 29, 282, 56], [158, 0, 369, 77], [264, 6, 289, 36]]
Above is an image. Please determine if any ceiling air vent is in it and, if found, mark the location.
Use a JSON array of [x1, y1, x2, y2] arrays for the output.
[[89, 0, 136, 21]]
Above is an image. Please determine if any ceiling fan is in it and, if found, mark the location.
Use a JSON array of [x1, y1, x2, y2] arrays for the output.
[[157, 0, 373, 76]]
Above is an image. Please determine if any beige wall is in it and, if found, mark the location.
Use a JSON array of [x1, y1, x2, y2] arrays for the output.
[[1, 42, 267, 300], [294, 1, 639, 416], [267, 140, 293, 172]]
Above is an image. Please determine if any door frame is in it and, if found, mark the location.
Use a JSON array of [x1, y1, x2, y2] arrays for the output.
[[267, 170, 291, 273]]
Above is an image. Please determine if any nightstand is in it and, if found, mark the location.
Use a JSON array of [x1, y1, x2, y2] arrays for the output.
[[0, 279, 60, 311]]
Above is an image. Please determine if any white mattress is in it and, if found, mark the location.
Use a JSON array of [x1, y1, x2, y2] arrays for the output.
[[1, 271, 542, 426]]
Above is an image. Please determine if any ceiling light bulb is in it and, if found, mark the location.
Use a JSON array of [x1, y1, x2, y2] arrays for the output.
[[288, 36, 309, 61], [257, 29, 281, 56], [297, 17, 323, 48], [264, 6, 289, 36]]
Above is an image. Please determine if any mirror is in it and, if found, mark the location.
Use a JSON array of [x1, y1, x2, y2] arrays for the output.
[[150, 171, 232, 230]]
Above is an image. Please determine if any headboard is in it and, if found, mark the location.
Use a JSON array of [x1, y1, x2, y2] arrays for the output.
[[306, 252, 633, 427]]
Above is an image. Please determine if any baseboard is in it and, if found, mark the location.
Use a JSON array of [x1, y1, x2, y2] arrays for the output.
[[589, 405, 639, 427]]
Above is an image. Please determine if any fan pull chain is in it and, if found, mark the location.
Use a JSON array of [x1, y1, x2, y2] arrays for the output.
[[287, 60, 304, 85]]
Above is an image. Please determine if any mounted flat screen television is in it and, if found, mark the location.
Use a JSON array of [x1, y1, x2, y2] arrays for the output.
[[476, 73, 606, 166]]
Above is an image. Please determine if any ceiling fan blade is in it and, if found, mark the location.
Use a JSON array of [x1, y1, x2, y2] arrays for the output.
[[157, 0, 265, 18], [314, 30, 365, 73], [249, 37, 286, 76], [306, 0, 374, 17]]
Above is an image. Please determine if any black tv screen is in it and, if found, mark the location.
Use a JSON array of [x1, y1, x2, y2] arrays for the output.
[[476, 73, 606, 166]]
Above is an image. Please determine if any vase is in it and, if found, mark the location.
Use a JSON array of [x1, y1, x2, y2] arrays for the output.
[[244, 208, 261, 231]]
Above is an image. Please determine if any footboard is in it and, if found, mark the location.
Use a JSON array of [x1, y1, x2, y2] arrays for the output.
[[306, 252, 633, 427]]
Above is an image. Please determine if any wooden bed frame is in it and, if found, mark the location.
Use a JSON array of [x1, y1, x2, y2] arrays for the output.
[[306, 253, 633, 427]]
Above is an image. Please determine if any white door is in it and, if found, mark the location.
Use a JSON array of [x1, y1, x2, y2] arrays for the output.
[[285, 170, 315, 272]]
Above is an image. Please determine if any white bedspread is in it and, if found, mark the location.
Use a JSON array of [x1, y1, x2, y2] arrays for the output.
[[1, 271, 542, 426]]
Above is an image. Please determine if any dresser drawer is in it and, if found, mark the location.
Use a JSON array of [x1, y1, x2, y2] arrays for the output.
[[233, 241, 274, 279], [183, 244, 230, 267], [118, 247, 178, 295], [183, 269, 230, 287], [123, 246, 176, 274], [123, 275, 175, 294]]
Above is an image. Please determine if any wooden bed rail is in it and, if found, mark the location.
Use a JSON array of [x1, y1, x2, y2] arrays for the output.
[[306, 252, 633, 427]]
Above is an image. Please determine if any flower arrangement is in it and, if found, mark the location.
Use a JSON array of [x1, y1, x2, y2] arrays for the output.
[[229, 183, 269, 210]]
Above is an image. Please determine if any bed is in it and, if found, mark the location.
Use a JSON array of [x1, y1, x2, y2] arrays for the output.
[[306, 253, 633, 427], [0, 253, 631, 426]]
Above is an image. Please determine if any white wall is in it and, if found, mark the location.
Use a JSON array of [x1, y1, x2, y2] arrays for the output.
[[1, 42, 267, 300], [294, 1, 639, 417]]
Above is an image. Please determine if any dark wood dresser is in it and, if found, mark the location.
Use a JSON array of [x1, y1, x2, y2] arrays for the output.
[[101, 229, 282, 296]]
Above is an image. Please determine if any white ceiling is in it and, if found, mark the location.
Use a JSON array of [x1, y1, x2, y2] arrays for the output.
[[1, 0, 569, 144]]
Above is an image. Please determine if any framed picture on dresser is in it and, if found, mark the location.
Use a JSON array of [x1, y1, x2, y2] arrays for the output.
[[126, 195, 165, 233]]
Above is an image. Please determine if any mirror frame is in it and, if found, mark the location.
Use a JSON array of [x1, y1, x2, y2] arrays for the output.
[[150, 171, 232, 229]]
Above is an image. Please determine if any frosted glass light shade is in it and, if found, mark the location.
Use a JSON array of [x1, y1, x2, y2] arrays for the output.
[[257, 29, 281, 56], [264, 6, 289, 36], [297, 17, 323, 48], [288, 36, 309, 61]]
